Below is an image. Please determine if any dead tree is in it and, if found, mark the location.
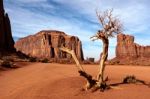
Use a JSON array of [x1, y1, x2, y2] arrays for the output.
[[90, 9, 122, 89], [60, 9, 122, 91], [60, 47, 96, 90]]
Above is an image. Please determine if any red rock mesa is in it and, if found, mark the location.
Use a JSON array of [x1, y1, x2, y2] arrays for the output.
[[15, 30, 84, 62], [110, 33, 150, 65]]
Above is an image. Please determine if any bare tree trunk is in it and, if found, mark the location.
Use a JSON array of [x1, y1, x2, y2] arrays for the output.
[[60, 47, 96, 90], [96, 38, 109, 86]]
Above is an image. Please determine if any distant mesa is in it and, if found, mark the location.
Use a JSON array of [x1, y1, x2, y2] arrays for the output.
[[15, 30, 84, 62], [116, 33, 150, 58], [0, 0, 15, 55], [1, 0, 150, 65], [109, 33, 150, 65]]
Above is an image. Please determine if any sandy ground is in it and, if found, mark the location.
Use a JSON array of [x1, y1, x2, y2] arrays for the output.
[[0, 63, 150, 99]]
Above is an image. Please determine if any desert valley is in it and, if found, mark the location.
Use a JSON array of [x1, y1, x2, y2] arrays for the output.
[[0, 0, 150, 99]]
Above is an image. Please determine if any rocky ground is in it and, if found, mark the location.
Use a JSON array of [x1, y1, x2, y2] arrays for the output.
[[0, 63, 149, 99]]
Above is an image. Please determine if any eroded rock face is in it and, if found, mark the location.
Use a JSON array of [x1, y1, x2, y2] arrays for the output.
[[15, 30, 84, 62], [0, 0, 15, 52], [109, 33, 150, 65], [116, 33, 150, 58]]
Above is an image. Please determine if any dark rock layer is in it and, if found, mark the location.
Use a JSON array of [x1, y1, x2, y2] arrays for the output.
[[0, 0, 15, 54]]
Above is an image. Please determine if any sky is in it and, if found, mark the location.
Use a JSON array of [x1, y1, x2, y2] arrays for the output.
[[4, 0, 150, 60]]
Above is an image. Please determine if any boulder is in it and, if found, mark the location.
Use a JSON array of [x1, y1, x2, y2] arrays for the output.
[[15, 30, 84, 62]]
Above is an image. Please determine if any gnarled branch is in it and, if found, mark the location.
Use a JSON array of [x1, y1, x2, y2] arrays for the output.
[[90, 9, 123, 90], [59, 47, 96, 90], [95, 9, 122, 38]]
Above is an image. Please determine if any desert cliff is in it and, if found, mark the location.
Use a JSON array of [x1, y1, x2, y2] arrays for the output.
[[15, 30, 84, 62], [109, 33, 150, 65], [0, 0, 15, 54]]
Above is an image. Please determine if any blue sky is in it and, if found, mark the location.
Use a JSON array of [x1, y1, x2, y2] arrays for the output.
[[4, 0, 150, 60]]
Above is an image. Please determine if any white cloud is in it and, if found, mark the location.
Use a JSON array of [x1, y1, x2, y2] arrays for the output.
[[4, 0, 150, 60], [13, 0, 47, 3]]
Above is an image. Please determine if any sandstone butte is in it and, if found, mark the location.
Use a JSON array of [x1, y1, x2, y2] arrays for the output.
[[0, 0, 15, 55], [15, 30, 84, 62], [110, 33, 150, 65]]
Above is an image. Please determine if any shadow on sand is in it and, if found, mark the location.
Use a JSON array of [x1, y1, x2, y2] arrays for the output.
[[109, 75, 150, 89]]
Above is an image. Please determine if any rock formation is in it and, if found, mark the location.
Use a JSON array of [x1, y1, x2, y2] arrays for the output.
[[0, 0, 15, 53], [15, 30, 84, 62], [116, 33, 150, 58], [109, 33, 150, 65]]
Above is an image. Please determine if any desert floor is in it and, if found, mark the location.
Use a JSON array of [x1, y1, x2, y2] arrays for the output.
[[0, 63, 150, 99]]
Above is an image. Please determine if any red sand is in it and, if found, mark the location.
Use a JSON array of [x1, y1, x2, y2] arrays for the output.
[[0, 63, 150, 99]]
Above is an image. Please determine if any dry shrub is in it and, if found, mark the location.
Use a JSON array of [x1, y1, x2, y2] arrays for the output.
[[29, 57, 37, 62], [1, 60, 14, 68], [41, 58, 49, 63]]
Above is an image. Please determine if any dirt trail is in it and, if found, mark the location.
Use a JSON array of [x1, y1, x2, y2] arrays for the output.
[[0, 63, 150, 99]]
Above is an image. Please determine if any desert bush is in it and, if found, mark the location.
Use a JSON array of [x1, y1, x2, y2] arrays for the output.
[[108, 60, 120, 65], [123, 75, 137, 83], [41, 58, 49, 63], [29, 57, 37, 62], [1, 60, 13, 68], [2, 56, 14, 62], [82, 60, 91, 64]]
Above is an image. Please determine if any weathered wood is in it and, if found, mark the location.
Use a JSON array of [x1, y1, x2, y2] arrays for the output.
[[60, 9, 123, 91], [91, 9, 122, 89], [60, 47, 95, 90]]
